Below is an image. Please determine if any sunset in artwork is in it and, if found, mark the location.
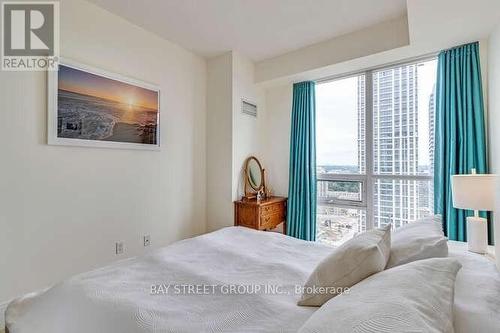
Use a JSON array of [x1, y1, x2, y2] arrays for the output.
[[57, 64, 159, 145]]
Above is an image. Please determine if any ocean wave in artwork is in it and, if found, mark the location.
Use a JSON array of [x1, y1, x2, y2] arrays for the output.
[[57, 90, 158, 144]]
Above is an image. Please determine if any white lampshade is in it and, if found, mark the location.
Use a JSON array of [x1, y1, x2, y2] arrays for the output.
[[451, 174, 498, 211]]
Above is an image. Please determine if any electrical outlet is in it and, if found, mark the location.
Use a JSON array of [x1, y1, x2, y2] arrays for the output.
[[115, 241, 124, 254], [143, 235, 151, 247]]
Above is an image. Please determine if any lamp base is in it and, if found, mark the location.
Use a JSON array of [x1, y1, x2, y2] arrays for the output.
[[467, 216, 488, 254]]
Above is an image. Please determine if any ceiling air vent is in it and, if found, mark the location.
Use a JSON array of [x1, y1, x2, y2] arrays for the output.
[[241, 99, 257, 117]]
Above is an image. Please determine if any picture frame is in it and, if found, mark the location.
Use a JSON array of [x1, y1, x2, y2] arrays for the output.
[[47, 58, 160, 150]]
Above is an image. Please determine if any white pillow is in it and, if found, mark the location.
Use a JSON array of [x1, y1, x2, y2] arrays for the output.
[[299, 257, 462, 333], [297, 225, 391, 306], [387, 215, 448, 268]]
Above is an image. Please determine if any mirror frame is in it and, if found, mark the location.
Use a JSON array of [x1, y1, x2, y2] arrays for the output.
[[243, 156, 266, 199]]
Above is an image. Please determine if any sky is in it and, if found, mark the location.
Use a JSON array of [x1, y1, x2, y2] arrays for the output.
[[316, 75, 358, 166], [58, 65, 158, 110], [316, 59, 437, 167]]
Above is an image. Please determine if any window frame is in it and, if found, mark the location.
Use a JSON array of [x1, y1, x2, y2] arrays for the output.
[[316, 56, 436, 231], [317, 173, 366, 208]]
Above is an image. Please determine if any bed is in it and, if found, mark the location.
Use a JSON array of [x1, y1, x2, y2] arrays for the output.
[[5, 227, 500, 333]]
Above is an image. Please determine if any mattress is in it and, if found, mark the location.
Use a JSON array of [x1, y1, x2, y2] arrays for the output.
[[5, 227, 500, 333]]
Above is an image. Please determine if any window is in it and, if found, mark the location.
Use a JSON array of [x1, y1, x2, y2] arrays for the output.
[[316, 59, 437, 246]]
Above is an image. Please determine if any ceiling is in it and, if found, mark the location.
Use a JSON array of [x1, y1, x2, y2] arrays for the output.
[[86, 0, 407, 61], [407, 0, 500, 48], [253, 0, 500, 84]]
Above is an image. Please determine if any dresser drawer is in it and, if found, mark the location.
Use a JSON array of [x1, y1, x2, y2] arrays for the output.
[[260, 202, 285, 217], [234, 196, 287, 234], [259, 211, 285, 230]]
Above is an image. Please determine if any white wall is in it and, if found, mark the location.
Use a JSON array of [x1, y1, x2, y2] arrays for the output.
[[232, 52, 266, 200], [0, 0, 207, 310], [206, 51, 266, 231], [261, 85, 292, 197], [488, 22, 500, 269], [206, 52, 233, 231]]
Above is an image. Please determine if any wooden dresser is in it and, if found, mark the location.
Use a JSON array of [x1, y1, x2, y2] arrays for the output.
[[234, 196, 287, 233]]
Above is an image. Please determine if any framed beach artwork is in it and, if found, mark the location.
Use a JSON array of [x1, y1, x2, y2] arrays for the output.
[[48, 59, 160, 150]]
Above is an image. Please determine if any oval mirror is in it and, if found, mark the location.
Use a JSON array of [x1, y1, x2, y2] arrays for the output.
[[246, 157, 263, 191]]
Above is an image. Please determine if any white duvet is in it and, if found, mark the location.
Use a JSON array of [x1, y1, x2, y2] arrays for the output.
[[6, 227, 331, 333], [6, 228, 500, 333]]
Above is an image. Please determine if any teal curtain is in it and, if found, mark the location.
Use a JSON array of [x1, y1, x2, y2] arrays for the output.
[[287, 81, 317, 241], [434, 42, 490, 243]]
